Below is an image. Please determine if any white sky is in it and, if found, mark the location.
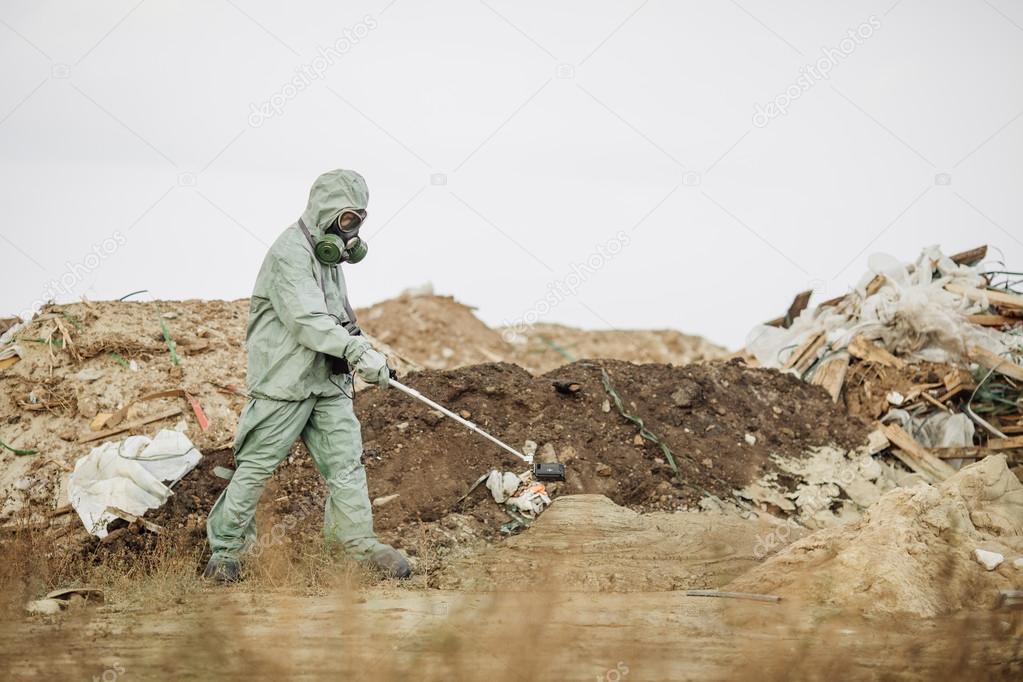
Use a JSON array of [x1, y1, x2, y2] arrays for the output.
[[1, 0, 1021, 349]]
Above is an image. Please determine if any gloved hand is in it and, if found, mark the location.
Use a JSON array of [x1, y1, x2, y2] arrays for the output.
[[355, 348, 390, 387]]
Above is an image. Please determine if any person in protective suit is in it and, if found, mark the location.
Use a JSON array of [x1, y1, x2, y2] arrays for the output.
[[204, 169, 411, 582]]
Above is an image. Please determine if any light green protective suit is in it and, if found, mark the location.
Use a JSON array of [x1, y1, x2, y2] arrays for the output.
[[207, 169, 385, 560]]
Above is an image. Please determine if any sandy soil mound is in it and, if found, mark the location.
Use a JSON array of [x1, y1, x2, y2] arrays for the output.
[[728, 455, 1023, 617], [436, 494, 776, 591], [505, 322, 728, 373], [356, 293, 728, 372], [356, 294, 513, 369]]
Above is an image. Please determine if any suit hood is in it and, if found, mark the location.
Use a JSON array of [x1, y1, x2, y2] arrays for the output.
[[299, 169, 369, 238]]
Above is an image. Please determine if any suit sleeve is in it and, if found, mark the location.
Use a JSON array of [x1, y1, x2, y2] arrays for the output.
[[267, 253, 370, 364]]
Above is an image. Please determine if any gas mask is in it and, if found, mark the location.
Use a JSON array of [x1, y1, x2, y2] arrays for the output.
[[314, 209, 368, 265]]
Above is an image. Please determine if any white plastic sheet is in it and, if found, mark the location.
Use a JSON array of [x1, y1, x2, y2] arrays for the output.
[[69, 429, 202, 537]]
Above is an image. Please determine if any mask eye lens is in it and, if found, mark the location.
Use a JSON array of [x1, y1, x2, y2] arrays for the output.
[[338, 212, 361, 229]]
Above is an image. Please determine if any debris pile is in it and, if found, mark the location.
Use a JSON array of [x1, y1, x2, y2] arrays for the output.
[[728, 454, 1023, 617], [748, 245, 1023, 487]]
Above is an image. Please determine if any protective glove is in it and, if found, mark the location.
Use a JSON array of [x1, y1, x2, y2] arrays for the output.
[[355, 348, 390, 388]]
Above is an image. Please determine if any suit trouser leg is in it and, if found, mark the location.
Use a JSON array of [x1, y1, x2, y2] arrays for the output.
[[301, 391, 382, 558], [206, 397, 313, 559]]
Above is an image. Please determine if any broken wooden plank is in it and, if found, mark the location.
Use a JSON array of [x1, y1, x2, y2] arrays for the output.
[[949, 245, 988, 267], [967, 314, 1022, 327], [879, 423, 956, 483], [78, 407, 183, 444], [847, 335, 906, 369], [782, 331, 825, 374], [104, 506, 163, 534], [920, 391, 952, 413], [985, 436, 1023, 451], [936, 368, 976, 403], [968, 346, 1023, 383], [765, 290, 813, 328], [810, 353, 850, 402], [685, 590, 781, 604], [932, 446, 984, 460], [946, 283, 1023, 311]]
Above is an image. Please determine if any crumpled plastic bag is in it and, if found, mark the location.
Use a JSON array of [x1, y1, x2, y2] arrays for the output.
[[69, 429, 201, 537], [485, 470, 522, 504], [506, 484, 552, 516]]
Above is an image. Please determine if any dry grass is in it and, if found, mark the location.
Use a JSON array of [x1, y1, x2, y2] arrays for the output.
[[2, 518, 1023, 681]]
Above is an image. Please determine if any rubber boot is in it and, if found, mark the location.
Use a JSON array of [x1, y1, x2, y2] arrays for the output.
[[365, 545, 411, 579], [203, 556, 241, 584]]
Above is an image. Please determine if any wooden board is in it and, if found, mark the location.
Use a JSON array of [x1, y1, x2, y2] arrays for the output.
[[847, 335, 906, 369], [782, 331, 825, 374], [810, 353, 850, 402], [985, 436, 1023, 450], [879, 423, 956, 483], [968, 346, 1023, 383], [78, 407, 183, 444], [765, 290, 813, 328], [932, 446, 984, 460], [946, 283, 1023, 311], [949, 245, 988, 266], [967, 314, 1022, 327]]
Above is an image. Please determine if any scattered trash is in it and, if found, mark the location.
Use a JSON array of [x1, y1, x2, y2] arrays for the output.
[[25, 587, 104, 616], [373, 493, 400, 507], [974, 548, 1004, 571], [69, 429, 202, 538], [72, 367, 103, 382], [25, 598, 64, 615], [0, 440, 37, 456], [485, 470, 522, 504]]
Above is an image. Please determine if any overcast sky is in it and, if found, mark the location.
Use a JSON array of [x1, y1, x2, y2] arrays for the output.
[[1, 0, 1021, 349]]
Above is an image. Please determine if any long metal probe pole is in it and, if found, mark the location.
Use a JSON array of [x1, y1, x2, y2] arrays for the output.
[[389, 379, 533, 464]]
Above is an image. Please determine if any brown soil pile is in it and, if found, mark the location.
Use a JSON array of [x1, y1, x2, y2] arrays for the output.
[[74, 358, 870, 574], [728, 455, 1023, 617]]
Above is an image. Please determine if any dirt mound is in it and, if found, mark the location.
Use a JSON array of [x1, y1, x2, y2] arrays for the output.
[[70, 358, 870, 575], [356, 293, 728, 372], [504, 322, 728, 373], [728, 455, 1023, 617], [0, 300, 251, 517], [436, 494, 775, 591], [356, 294, 512, 369]]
